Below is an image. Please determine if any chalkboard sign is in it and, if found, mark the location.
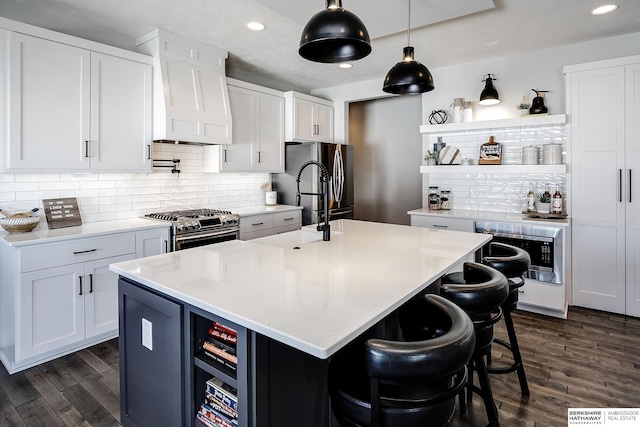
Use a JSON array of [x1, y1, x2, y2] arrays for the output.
[[42, 198, 83, 229]]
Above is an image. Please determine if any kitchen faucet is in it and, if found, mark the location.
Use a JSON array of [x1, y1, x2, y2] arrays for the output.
[[296, 161, 331, 241]]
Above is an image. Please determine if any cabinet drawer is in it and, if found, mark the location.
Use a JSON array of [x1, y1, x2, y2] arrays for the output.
[[410, 216, 475, 232], [273, 210, 301, 228], [240, 229, 274, 241], [19, 233, 136, 273], [240, 215, 274, 233], [517, 280, 564, 311]]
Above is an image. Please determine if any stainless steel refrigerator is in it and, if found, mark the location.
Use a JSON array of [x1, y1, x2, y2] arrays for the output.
[[272, 142, 354, 226]]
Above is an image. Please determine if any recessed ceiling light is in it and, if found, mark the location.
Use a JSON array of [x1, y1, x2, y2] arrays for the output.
[[339, 63, 353, 69], [246, 22, 266, 31], [591, 4, 618, 15]]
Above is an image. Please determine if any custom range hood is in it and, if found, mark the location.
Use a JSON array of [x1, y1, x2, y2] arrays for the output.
[[137, 29, 232, 145]]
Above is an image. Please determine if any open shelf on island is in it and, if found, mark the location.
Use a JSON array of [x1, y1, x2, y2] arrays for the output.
[[420, 114, 566, 134], [420, 164, 567, 174]]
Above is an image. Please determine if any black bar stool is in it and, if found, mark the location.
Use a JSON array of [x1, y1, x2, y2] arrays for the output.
[[329, 294, 476, 427], [439, 262, 509, 427], [482, 241, 531, 397]]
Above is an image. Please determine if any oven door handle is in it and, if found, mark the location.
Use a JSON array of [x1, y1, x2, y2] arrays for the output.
[[175, 229, 240, 242]]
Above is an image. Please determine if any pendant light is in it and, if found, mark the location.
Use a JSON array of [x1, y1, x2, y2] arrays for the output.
[[299, 0, 371, 63], [479, 74, 500, 105], [382, 0, 434, 95]]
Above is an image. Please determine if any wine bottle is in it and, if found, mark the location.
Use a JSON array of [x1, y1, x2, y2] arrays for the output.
[[526, 183, 536, 212], [552, 185, 563, 214]]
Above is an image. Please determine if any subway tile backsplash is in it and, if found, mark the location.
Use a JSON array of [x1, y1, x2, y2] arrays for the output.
[[0, 144, 269, 223], [423, 124, 567, 213]]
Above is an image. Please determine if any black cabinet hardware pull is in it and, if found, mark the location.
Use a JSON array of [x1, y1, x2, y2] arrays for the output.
[[89, 274, 93, 293], [85, 140, 89, 158], [164, 240, 168, 253], [284, 217, 294, 221], [73, 248, 97, 255], [223, 149, 227, 163], [258, 151, 261, 163], [147, 144, 151, 160], [79, 276, 83, 296], [629, 169, 632, 203], [433, 224, 448, 229], [252, 222, 264, 226], [619, 169, 623, 202]]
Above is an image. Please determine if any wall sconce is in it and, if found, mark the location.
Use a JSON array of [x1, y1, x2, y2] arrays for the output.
[[479, 74, 500, 105]]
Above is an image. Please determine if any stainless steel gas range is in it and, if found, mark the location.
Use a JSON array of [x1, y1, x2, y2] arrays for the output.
[[145, 208, 240, 251]]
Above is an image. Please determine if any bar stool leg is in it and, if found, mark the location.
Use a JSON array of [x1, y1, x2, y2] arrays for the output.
[[473, 355, 500, 427], [503, 311, 529, 396]]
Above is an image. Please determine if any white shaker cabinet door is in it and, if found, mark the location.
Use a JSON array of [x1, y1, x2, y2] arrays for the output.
[[136, 228, 170, 257], [293, 98, 316, 141], [90, 53, 152, 171], [18, 263, 86, 361], [84, 254, 134, 338], [254, 91, 284, 172], [314, 103, 334, 143], [570, 66, 627, 314], [7, 32, 90, 170], [626, 63, 640, 317], [219, 86, 255, 171]]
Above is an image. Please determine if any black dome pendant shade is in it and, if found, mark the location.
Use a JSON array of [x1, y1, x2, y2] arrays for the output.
[[383, 46, 434, 94], [299, 0, 371, 63], [382, 0, 434, 95]]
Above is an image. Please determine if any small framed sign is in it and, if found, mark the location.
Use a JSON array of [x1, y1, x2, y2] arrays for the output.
[[478, 136, 502, 165], [42, 198, 83, 229]]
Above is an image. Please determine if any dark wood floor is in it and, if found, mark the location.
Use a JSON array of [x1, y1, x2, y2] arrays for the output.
[[1, 306, 639, 426]]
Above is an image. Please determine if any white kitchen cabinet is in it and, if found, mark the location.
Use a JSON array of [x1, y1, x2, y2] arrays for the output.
[[18, 253, 134, 361], [240, 209, 302, 240], [90, 52, 152, 171], [1, 29, 152, 172], [136, 29, 232, 145], [285, 91, 334, 143], [566, 56, 640, 316], [410, 215, 475, 232], [0, 225, 170, 373], [135, 227, 170, 257], [204, 81, 284, 173]]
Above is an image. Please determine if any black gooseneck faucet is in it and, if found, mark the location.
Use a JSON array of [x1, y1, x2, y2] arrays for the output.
[[295, 160, 331, 241]]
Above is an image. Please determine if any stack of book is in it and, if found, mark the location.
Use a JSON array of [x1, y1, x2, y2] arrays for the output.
[[197, 377, 238, 427], [202, 322, 237, 371]]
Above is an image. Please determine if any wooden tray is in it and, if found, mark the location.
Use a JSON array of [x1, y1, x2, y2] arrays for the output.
[[521, 211, 568, 219]]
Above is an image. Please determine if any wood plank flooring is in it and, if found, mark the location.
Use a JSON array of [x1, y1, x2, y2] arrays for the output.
[[0, 306, 639, 426]]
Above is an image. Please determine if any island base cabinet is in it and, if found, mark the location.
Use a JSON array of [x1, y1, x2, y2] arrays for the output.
[[118, 278, 184, 427]]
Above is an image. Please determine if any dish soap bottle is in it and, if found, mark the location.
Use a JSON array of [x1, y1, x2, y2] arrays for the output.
[[552, 185, 563, 214], [526, 183, 536, 212]]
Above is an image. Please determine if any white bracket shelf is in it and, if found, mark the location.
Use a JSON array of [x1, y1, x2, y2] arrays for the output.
[[420, 114, 566, 134], [420, 164, 567, 174]]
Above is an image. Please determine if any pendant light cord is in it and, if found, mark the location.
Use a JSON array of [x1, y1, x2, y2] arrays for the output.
[[406, 0, 411, 46]]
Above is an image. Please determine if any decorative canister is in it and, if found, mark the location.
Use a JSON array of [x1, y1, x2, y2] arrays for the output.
[[265, 191, 277, 206], [522, 146, 539, 165], [542, 144, 562, 165]]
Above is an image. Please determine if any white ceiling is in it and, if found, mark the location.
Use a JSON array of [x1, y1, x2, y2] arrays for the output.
[[0, 0, 639, 92]]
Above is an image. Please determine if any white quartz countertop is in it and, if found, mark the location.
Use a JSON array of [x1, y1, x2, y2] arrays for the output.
[[234, 204, 302, 217], [407, 208, 571, 227], [110, 219, 491, 359], [0, 218, 169, 247]]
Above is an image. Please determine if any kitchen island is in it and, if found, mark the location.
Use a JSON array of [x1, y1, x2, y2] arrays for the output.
[[110, 220, 491, 427]]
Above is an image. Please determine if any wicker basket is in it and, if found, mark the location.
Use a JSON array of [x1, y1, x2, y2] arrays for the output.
[[0, 216, 40, 233]]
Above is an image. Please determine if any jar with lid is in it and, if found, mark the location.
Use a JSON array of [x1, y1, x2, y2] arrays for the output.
[[428, 186, 440, 210], [440, 190, 451, 210]]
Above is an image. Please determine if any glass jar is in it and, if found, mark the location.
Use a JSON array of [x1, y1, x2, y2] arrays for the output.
[[440, 190, 451, 210], [428, 186, 440, 210]]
